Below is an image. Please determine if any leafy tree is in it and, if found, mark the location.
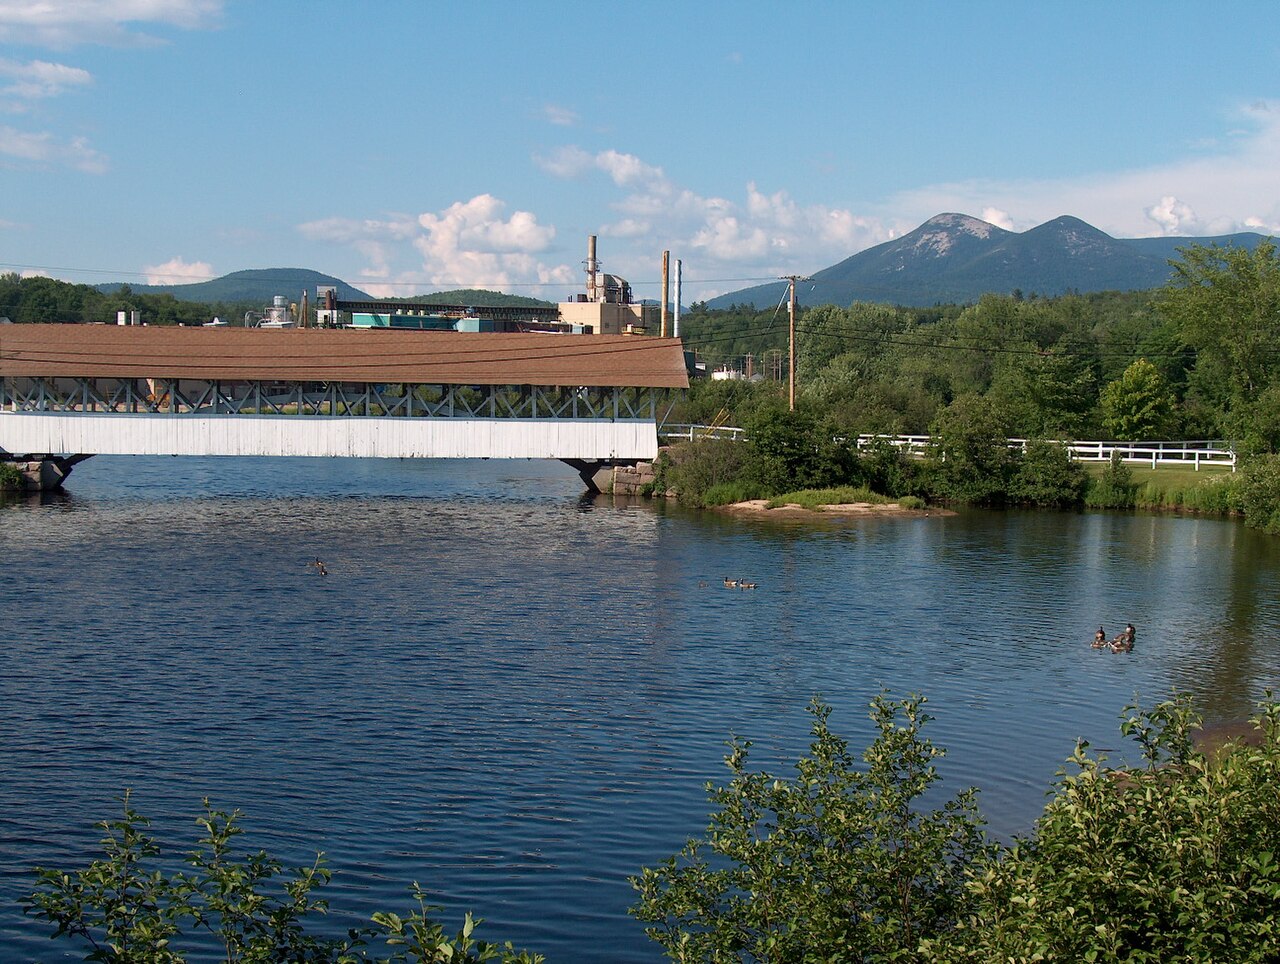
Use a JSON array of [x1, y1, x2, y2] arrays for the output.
[[631, 695, 989, 962], [742, 405, 853, 494], [1158, 241, 1280, 441], [1008, 439, 1088, 508], [1222, 382, 1280, 456], [927, 394, 1014, 504], [1100, 357, 1177, 440], [990, 335, 1101, 439], [1239, 454, 1280, 535]]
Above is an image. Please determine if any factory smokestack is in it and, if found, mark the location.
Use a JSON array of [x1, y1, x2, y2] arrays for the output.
[[587, 235, 599, 303]]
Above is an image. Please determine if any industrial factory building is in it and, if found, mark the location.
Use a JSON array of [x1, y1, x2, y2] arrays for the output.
[[321, 236, 665, 337]]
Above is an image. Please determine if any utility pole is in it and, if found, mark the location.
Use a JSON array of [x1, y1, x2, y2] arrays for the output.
[[780, 275, 810, 410], [660, 250, 670, 337]]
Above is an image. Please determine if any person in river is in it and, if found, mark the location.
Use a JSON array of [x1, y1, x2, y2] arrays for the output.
[[1093, 626, 1108, 648]]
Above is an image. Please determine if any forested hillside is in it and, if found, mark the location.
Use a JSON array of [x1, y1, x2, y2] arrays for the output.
[[0, 273, 257, 327], [94, 268, 370, 303], [378, 289, 554, 308], [678, 242, 1280, 453]]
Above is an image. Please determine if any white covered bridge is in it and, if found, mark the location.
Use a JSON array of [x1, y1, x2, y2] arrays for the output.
[[0, 324, 688, 490]]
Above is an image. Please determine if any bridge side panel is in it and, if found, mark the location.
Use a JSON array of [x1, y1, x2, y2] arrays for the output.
[[0, 413, 659, 461]]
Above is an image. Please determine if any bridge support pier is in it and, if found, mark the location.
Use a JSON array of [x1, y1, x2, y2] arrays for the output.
[[1, 454, 93, 492], [561, 458, 656, 495]]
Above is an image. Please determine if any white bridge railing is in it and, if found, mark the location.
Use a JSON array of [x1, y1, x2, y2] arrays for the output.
[[660, 423, 748, 442], [660, 426, 1237, 471]]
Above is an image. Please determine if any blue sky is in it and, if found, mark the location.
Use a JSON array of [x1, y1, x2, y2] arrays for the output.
[[1, 1, 1278, 303]]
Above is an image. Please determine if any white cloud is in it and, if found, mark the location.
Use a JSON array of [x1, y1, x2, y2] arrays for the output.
[[541, 103, 578, 127], [887, 100, 1280, 241], [141, 256, 214, 285], [297, 215, 418, 244], [1144, 196, 1201, 235], [0, 0, 223, 47], [535, 146, 666, 189], [418, 195, 554, 254], [300, 194, 570, 295], [981, 207, 1015, 231], [595, 149, 666, 188], [0, 58, 92, 109], [540, 146, 890, 295], [533, 145, 594, 179], [0, 124, 106, 172], [601, 218, 651, 239], [414, 195, 559, 287]]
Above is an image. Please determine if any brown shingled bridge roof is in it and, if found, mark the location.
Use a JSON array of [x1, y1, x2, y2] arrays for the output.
[[0, 324, 690, 389]]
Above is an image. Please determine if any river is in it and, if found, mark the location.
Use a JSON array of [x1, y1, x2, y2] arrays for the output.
[[2, 456, 1279, 961]]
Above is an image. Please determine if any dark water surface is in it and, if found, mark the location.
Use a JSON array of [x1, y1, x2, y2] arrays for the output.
[[3, 456, 1280, 960]]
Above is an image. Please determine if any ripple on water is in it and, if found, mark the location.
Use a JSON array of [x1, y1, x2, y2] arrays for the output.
[[4, 461, 1280, 960]]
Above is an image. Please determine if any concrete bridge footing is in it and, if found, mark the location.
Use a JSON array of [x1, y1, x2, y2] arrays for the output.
[[2, 454, 93, 492], [561, 458, 658, 495]]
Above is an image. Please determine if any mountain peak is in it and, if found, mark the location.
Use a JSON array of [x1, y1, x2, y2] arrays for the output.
[[1023, 215, 1121, 256], [921, 213, 1001, 235], [910, 214, 1006, 256]]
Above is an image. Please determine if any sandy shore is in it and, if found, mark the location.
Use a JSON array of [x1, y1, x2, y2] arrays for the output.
[[718, 499, 954, 519]]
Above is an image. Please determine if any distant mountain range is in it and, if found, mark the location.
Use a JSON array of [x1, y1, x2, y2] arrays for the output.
[[93, 271, 557, 310], [707, 214, 1271, 309], [95, 268, 373, 303]]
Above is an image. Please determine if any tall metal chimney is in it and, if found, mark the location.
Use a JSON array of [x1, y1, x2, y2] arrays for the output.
[[586, 235, 599, 303], [673, 258, 682, 339]]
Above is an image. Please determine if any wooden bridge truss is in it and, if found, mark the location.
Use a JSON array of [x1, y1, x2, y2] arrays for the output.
[[1, 376, 657, 421]]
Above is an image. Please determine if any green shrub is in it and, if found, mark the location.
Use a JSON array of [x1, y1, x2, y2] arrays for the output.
[[928, 695, 1280, 962], [635, 689, 1280, 963], [631, 695, 989, 961], [1240, 454, 1280, 534], [0, 461, 23, 492], [926, 395, 1014, 505], [898, 495, 926, 510], [856, 436, 924, 497], [24, 795, 541, 963], [1085, 450, 1137, 508], [661, 439, 748, 508], [742, 406, 855, 494], [1008, 439, 1088, 508]]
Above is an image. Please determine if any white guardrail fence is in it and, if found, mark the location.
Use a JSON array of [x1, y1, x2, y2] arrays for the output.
[[659, 426, 1237, 471]]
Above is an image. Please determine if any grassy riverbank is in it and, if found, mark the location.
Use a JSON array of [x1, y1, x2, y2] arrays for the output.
[[765, 485, 896, 510], [655, 408, 1277, 528], [1082, 461, 1245, 514]]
